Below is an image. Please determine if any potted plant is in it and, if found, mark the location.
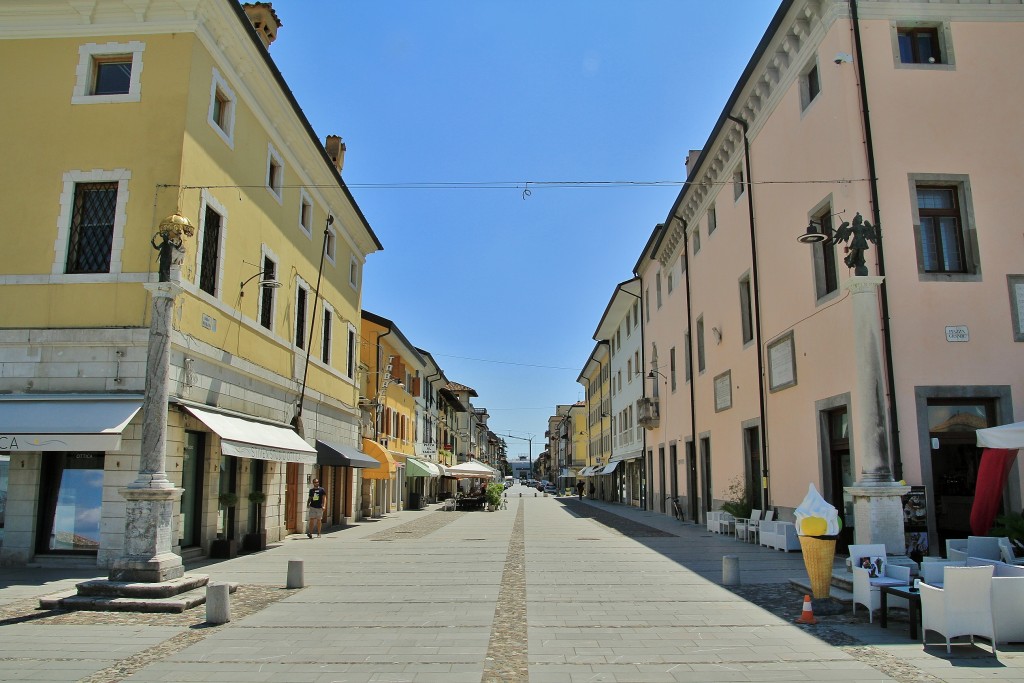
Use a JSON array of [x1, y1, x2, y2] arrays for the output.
[[485, 482, 504, 511], [211, 492, 239, 558], [242, 490, 267, 552]]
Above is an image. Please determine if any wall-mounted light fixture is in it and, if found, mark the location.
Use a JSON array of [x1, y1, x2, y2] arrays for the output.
[[239, 270, 282, 295]]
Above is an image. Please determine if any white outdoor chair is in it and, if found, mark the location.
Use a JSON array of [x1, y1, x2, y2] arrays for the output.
[[921, 564, 996, 654], [735, 509, 762, 542], [946, 538, 967, 559], [920, 560, 960, 588], [717, 512, 736, 535], [852, 564, 911, 622], [997, 538, 1024, 565], [747, 509, 773, 544], [442, 498, 456, 511], [706, 511, 720, 533], [967, 536, 1002, 561]]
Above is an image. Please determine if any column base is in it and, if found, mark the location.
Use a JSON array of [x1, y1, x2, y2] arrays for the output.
[[847, 481, 911, 555], [109, 552, 184, 583]]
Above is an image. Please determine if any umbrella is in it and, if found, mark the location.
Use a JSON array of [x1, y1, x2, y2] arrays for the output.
[[444, 460, 497, 479]]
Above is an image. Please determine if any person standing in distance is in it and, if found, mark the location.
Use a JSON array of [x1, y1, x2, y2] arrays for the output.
[[307, 477, 326, 538], [576, 480, 585, 500]]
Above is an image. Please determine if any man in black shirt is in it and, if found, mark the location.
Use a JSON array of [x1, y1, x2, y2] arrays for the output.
[[307, 477, 326, 538]]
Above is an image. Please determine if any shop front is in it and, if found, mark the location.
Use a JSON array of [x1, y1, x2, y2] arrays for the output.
[[315, 439, 381, 525]]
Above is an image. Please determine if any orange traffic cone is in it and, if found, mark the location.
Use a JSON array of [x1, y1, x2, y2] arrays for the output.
[[795, 594, 817, 625]]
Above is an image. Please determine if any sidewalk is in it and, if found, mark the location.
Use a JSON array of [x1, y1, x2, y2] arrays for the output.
[[0, 488, 1019, 682]]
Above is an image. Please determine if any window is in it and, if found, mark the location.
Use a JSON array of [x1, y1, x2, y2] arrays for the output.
[[656, 272, 663, 308], [696, 317, 706, 373], [299, 191, 313, 236], [72, 42, 144, 104], [707, 204, 717, 235], [733, 166, 745, 201], [322, 306, 333, 364], [811, 205, 838, 300], [208, 68, 236, 147], [800, 61, 821, 111], [684, 331, 691, 382], [898, 27, 941, 64], [669, 347, 677, 393], [64, 182, 118, 274], [258, 252, 277, 330], [692, 226, 701, 254], [667, 267, 674, 294], [918, 187, 965, 274], [349, 256, 360, 289], [326, 226, 337, 264], [1009, 275, 1024, 343], [739, 274, 753, 345], [54, 169, 130, 279], [625, 310, 631, 336], [645, 289, 650, 322], [346, 326, 357, 378], [635, 350, 640, 377], [198, 196, 225, 297], [633, 302, 640, 329], [295, 281, 308, 349], [266, 145, 283, 202]]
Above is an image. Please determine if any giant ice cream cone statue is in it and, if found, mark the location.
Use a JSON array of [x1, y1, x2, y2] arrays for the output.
[[795, 484, 842, 599]]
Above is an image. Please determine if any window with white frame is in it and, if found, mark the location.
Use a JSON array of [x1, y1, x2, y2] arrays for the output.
[[667, 266, 674, 294], [633, 301, 639, 329], [696, 316, 706, 373], [72, 42, 145, 104], [322, 304, 333, 364], [739, 274, 753, 345], [266, 144, 284, 202], [208, 68, 236, 147], [295, 279, 309, 349], [692, 225, 701, 254], [707, 204, 717, 235], [810, 203, 839, 300], [326, 225, 337, 264], [800, 60, 821, 112], [258, 250, 278, 331], [346, 325, 357, 378], [909, 174, 979, 280], [656, 272, 663, 308], [198, 191, 228, 297], [298, 190, 313, 236], [54, 169, 131, 277], [349, 255, 360, 289]]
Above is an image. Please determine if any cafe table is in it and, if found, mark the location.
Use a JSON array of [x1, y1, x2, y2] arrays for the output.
[[879, 584, 922, 640]]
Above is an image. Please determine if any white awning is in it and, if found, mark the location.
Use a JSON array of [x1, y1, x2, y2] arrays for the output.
[[610, 451, 644, 462], [0, 394, 143, 452], [597, 460, 622, 475], [406, 457, 441, 478], [183, 405, 316, 465], [977, 421, 1024, 449]]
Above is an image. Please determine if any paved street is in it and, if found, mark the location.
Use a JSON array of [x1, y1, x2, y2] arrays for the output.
[[1, 486, 1022, 682]]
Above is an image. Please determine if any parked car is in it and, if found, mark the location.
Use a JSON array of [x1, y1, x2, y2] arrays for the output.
[[543, 483, 558, 495]]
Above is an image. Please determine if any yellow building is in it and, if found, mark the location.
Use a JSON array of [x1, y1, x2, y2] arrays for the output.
[[0, 1, 381, 565], [577, 342, 612, 499]]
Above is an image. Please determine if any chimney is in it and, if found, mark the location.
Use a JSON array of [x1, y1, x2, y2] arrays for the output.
[[242, 3, 282, 48], [685, 149, 702, 178], [325, 135, 346, 173]]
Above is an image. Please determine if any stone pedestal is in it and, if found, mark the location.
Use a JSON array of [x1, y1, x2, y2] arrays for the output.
[[109, 487, 184, 582], [847, 483, 911, 553]]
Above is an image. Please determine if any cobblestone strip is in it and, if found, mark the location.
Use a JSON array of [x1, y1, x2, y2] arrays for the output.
[[365, 508, 466, 541], [481, 500, 528, 683], [0, 585, 290, 683]]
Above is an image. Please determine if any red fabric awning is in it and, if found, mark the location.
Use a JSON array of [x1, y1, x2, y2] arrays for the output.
[[970, 448, 1019, 536]]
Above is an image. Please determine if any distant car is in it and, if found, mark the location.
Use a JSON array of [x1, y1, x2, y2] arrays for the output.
[[543, 483, 557, 494]]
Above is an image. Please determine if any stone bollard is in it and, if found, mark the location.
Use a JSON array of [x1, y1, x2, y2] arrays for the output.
[[206, 582, 231, 624], [286, 558, 304, 589], [722, 555, 740, 586]]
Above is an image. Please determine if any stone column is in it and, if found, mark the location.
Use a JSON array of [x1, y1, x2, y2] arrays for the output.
[[843, 276, 909, 555], [109, 280, 184, 582]]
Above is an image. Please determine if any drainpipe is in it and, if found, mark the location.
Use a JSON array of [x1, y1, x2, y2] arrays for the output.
[[850, 0, 902, 480], [680, 222, 699, 521], [727, 114, 771, 508]]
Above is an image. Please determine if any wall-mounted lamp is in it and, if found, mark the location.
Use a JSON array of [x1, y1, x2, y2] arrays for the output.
[[647, 370, 668, 380], [239, 270, 282, 295], [796, 219, 832, 244]]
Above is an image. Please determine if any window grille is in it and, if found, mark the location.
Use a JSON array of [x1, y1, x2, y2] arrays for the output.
[[66, 182, 117, 273], [199, 206, 221, 295]]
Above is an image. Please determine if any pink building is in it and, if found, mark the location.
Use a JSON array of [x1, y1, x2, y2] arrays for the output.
[[636, 0, 1024, 555]]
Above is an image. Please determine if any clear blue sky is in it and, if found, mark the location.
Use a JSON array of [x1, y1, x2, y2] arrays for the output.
[[269, 1, 781, 459]]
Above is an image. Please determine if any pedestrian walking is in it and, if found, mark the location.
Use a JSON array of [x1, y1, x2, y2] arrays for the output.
[[589, 482, 596, 498], [307, 477, 326, 538], [576, 480, 585, 499]]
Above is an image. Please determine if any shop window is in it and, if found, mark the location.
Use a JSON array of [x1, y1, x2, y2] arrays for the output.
[[37, 453, 104, 554]]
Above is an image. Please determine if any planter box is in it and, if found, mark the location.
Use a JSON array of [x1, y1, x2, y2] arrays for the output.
[[242, 531, 266, 552], [209, 538, 238, 559]]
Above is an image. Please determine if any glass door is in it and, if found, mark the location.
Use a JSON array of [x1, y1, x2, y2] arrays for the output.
[[180, 431, 205, 548]]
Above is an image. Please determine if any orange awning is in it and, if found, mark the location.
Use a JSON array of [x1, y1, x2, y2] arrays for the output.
[[361, 437, 397, 480]]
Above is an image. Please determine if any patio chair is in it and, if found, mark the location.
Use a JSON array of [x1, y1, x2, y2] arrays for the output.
[[997, 537, 1024, 565], [946, 538, 967, 559], [921, 564, 996, 654], [920, 560, 960, 588], [734, 509, 761, 541], [747, 509, 773, 544], [442, 498, 456, 511], [967, 536, 1002, 561], [852, 563, 911, 622]]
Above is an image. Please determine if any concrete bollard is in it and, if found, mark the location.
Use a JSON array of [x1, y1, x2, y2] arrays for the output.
[[286, 558, 304, 589], [205, 582, 231, 624], [722, 555, 740, 586]]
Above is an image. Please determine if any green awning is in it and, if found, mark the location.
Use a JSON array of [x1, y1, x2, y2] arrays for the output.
[[406, 457, 440, 478]]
